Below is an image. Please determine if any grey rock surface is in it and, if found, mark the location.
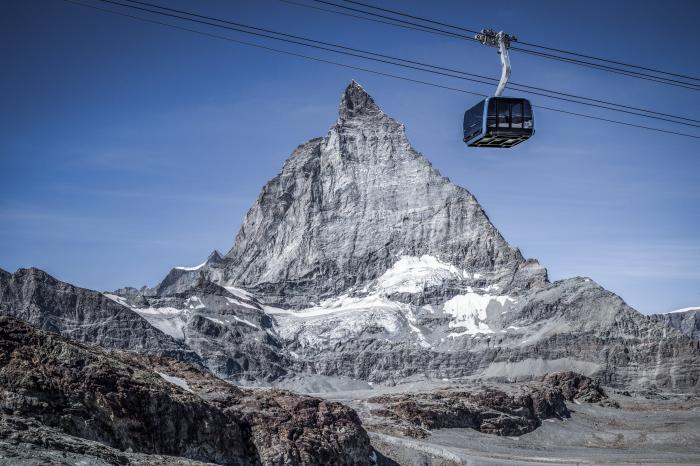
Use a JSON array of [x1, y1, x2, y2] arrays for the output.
[[651, 307, 700, 340], [217, 82, 698, 391], [0, 316, 373, 466], [223, 81, 540, 307], [0, 267, 198, 363]]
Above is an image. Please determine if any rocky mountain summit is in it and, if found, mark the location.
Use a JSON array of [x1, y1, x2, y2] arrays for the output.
[[223, 81, 540, 306]]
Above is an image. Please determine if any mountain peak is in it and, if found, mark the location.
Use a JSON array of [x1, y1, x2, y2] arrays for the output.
[[207, 250, 224, 265], [339, 80, 381, 119], [224, 82, 531, 305]]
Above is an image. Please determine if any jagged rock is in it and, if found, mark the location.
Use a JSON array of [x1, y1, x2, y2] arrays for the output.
[[0, 316, 373, 465], [223, 81, 540, 307], [651, 308, 700, 340], [0, 316, 250, 464], [540, 371, 607, 403], [155, 250, 231, 297], [0, 267, 198, 363], [366, 381, 571, 438], [365, 372, 612, 438]]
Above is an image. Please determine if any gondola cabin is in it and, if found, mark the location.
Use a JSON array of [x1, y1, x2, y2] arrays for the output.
[[463, 97, 534, 148]]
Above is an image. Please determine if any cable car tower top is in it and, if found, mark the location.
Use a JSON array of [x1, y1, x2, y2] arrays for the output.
[[476, 29, 517, 97]]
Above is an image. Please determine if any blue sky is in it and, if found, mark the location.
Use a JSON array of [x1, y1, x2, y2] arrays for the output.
[[1, 0, 698, 314]]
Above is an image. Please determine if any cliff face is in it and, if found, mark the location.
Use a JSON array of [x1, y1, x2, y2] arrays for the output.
[[651, 308, 700, 340], [223, 81, 538, 307], [0, 316, 372, 465], [0, 267, 198, 362]]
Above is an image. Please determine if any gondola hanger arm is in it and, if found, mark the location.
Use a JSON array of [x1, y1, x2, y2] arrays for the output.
[[476, 29, 517, 97]]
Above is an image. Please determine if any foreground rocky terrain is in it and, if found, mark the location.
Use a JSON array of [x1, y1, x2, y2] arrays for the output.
[[322, 378, 700, 466], [0, 316, 371, 465]]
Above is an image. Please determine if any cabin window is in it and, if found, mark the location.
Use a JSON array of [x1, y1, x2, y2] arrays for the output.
[[511, 102, 523, 128], [497, 102, 509, 128], [487, 99, 497, 128], [523, 102, 533, 129]]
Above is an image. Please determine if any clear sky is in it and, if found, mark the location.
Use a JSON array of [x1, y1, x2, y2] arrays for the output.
[[1, 0, 698, 314]]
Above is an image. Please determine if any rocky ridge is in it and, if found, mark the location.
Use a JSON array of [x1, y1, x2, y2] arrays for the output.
[[651, 307, 700, 340], [0, 316, 372, 465], [364, 371, 609, 439]]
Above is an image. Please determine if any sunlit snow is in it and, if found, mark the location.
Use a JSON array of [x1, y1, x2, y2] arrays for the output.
[[444, 292, 513, 336], [377, 255, 469, 294], [133, 307, 187, 340], [157, 372, 193, 393], [175, 262, 206, 271]]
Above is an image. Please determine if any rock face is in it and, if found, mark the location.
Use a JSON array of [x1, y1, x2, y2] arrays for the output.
[[651, 308, 700, 340], [0, 316, 373, 465], [364, 372, 610, 439], [0, 267, 198, 363], [223, 81, 540, 307]]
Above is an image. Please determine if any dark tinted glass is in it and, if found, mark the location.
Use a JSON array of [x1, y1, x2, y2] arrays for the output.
[[464, 100, 484, 133], [497, 101, 510, 128], [523, 101, 533, 129], [511, 102, 523, 128]]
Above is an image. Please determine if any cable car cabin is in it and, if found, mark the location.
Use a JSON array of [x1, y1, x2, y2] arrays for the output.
[[463, 97, 534, 148]]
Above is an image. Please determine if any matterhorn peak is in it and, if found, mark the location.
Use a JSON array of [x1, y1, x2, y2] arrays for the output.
[[339, 80, 381, 120]]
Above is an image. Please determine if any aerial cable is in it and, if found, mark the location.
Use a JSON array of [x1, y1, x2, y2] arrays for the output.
[[331, 0, 700, 84], [59, 0, 700, 140], [98, 0, 700, 127], [294, 0, 700, 90]]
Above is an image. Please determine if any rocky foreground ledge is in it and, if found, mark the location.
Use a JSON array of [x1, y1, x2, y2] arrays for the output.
[[0, 316, 372, 465], [350, 371, 614, 439]]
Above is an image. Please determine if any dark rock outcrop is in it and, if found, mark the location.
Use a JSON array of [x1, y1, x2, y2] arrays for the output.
[[366, 372, 610, 438], [540, 371, 607, 403], [367, 383, 570, 438], [0, 316, 372, 465]]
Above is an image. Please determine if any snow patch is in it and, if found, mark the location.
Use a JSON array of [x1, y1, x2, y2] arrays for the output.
[[103, 293, 129, 307], [157, 372, 193, 393], [224, 285, 253, 299], [186, 296, 206, 309], [233, 315, 260, 329], [175, 262, 206, 271], [133, 307, 187, 340], [666, 306, 700, 314], [225, 296, 258, 310], [444, 292, 513, 336], [377, 255, 468, 294]]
